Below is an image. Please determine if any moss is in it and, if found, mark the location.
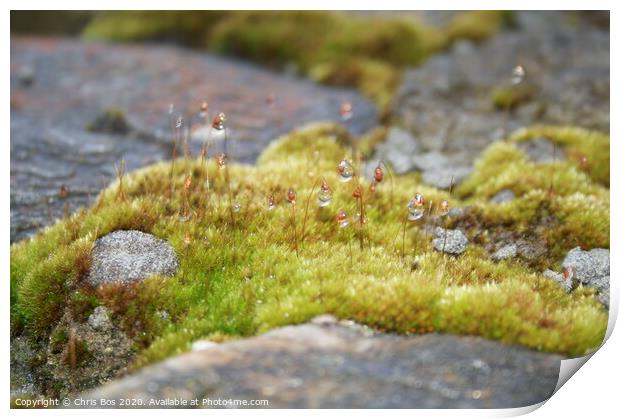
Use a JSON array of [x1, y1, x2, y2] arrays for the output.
[[445, 11, 515, 43], [491, 85, 534, 110], [11, 123, 608, 378], [86, 108, 130, 135], [456, 125, 609, 264]]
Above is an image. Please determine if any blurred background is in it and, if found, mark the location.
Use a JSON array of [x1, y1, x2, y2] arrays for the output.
[[10, 11, 609, 242]]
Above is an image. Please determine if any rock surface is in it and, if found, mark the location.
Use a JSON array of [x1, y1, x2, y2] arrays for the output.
[[490, 189, 516, 204], [392, 11, 608, 168], [432, 227, 469, 255], [79, 316, 561, 408], [492, 244, 518, 261], [87, 230, 179, 286], [561, 247, 610, 308], [10, 37, 377, 242]]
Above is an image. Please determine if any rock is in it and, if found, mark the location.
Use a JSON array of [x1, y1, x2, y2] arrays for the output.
[[17, 65, 35, 86], [191, 341, 219, 352], [80, 318, 560, 408], [448, 207, 466, 218], [373, 127, 419, 174], [490, 189, 516, 204], [411, 151, 450, 172], [46, 311, 134, 398], [596, 283, 610, 309], [543, 269, 572, 292], [516, 138, 565, 163], [88, 306, 112, 331], [516, 239, 546, 261], [87, 230, 179, 286], [561, 247, 610, 286], [432, 227, 468, 255], [422, 166, 472, 189], [492, 244, 518, 261]]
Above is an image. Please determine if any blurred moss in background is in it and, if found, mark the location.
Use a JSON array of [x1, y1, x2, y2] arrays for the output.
[[11, 10, 513, 116]]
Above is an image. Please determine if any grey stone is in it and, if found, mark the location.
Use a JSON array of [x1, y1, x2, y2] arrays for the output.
[[448, 207, 466, 218], [88, 306, 112, 331], [543, 269, 572, 293], [516, 240, 547, 261], [373, 127, 419, 174], [517, 138, 565, 163], [561, 247, 610, 285], [422, 166, 473, 189], [80, 318, 561, 408], [490, 189, 516, 204], [411, 151, 450, 172], [492, 244, 518, 261], [597, 284, 610, 309], [87, 230, 179, 286], [432, 227, 468, 255]]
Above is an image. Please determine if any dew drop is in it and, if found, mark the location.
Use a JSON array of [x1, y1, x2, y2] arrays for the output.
[[286, 188, 297, 205], [511, 65, 525, 85], [336, 210, 349, 228], [216, 153, 228, 168], [318, 181, 332, 207], [212, 112, 226, 130], [175, 116, 184, 129], [233, 202, 241, 213], [337, 159, 354, 182], [267, 195, 276, 210], [340, 101, 353, 121]]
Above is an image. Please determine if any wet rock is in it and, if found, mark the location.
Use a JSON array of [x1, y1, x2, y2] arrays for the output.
[[87, 230, 179, 286], [88, 306, 112, 332], [393, 11, 609, 167], [490, 189, 516, 204], [422, 166, 472, 189], [373, 127, 419, 174], [492, 244, 518, 261], [517, 138, 565, 163], [80, 318, 560, 408], [432, 227, 468, 255]]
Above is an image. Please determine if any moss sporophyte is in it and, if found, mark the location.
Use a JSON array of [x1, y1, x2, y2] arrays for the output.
[[10, 121, 609, 377]]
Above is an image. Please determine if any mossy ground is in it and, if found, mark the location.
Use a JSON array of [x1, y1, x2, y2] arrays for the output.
[[82, 11, 511, 115], [11, 123, 609, 386]]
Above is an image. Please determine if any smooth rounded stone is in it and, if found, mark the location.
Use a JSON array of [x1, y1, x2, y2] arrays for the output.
[[492, 244, 518, 261], [88, 306, 112, 331], [422, 166, 472, 189], [87, 230, 179, 286], [80, 317, 561, 408], [561, 247, 610, 285], [516, 138, 565, 163], [490, 189, 516, 204], [543, 269, 572, 293], [373, 127, 419, 174], [432, 227, 468, 255]]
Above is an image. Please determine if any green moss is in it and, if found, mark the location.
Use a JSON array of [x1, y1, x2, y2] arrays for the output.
[[11, 123, 608, 375], [491, 85, 534, 110], [456, 125, 609, 263], [445, 11, 515, 43], [86, 107, 130, 134]]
